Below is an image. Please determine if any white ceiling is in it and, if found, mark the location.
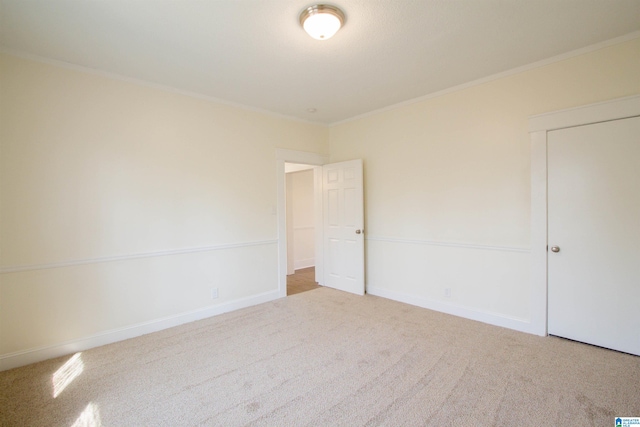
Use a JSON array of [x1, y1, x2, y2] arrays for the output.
[[1, 0, 639, 125]]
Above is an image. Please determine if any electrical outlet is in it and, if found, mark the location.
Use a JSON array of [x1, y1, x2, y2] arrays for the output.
[[211, 288, 219, 299], [444, 288, 451, 298]]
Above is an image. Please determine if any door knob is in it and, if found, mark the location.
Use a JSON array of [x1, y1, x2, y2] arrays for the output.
[[355, 229, 362, 234], [550, 246, 560, 253]]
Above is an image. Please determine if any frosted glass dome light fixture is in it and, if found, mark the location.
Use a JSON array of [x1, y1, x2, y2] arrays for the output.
[[300, 4, 345, 40]]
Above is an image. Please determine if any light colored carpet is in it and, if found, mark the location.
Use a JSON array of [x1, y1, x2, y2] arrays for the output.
[[1, 287, 639, 426]]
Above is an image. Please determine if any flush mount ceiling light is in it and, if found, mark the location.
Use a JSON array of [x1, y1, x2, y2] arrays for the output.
[[300, 4, 345, 40]]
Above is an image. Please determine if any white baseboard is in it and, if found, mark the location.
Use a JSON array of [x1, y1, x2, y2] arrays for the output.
[[0, 290, 281, 372], [367, 286, 534, 335], [294, 258, 315, 270]]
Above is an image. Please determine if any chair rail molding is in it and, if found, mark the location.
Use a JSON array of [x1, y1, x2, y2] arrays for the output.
[[0, 239, 278, 275]]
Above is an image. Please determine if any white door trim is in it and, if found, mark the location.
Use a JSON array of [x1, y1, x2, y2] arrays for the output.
[[528, 94, 640, 336], [276, 149, 329, 298]]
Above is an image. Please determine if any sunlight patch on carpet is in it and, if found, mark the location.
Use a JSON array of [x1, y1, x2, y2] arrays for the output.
[[71, 402, 101, 427], [53, 352, 84, 398]]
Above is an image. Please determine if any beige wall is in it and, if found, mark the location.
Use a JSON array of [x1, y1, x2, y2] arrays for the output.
[[329, 38, 640, 329], [2, 36, 639, 367], [0, 54, 328, 361]]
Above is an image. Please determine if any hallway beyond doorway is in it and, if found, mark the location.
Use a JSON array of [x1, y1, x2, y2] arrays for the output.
[[287, 267, 320, 296]]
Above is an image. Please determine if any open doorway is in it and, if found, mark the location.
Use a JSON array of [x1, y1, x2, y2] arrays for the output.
[[285, 163, 320, 296], [276, 149, 328, 299], [277, 149, 365, 298]]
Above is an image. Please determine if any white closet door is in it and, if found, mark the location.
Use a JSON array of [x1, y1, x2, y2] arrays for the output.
[[548, 116, 640, 355]]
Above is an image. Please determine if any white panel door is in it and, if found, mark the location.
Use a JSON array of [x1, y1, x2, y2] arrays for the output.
[[548, 116, 640, 356], [323, 159, 364, 295]]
